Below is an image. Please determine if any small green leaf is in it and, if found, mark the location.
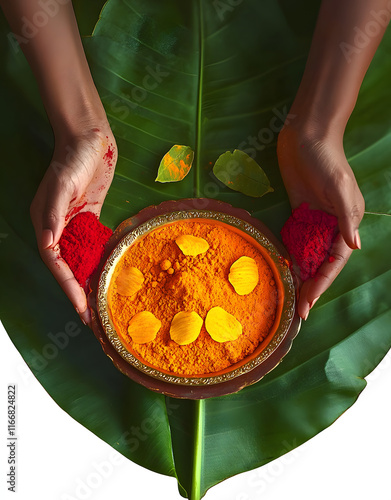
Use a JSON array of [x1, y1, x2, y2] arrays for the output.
[[213, 149, 274, 197], [155, 145, 194, 183]]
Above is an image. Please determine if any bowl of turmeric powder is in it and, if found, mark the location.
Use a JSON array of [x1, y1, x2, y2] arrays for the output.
[[91, 198, 300, 399]]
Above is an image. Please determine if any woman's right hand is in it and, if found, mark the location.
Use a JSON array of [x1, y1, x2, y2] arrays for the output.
[[0, 0, 119, 325], [30, 123, 117, 325]]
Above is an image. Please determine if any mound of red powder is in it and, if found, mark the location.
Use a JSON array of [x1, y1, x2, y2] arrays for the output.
[[59, 211, 113, 290], [281, 203, 338, 281]]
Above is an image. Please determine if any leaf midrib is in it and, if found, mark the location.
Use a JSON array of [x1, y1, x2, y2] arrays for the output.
[[191, 399, 205, 500], [189, 4, 206, 498], [194, 0, 205, 197]]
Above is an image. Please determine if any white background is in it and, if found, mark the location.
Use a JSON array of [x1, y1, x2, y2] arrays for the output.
[[1, 319, 390, 500]]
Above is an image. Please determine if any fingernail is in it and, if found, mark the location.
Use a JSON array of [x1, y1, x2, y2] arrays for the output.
[[79, 308, 91, 327], [309, 296, 320, 309], [354, 229, 361, 250], [75, 307, 86, 325], [303, 310, 309, 321], [42, 229, 54, 249]]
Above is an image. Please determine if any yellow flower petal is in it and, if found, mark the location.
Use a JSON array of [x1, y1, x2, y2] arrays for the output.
[[205, 306, 242, 343]]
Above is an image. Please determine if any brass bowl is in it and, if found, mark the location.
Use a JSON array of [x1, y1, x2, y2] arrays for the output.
[[89, 198, 301, 399]]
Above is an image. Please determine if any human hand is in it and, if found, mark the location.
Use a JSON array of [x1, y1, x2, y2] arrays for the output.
[[277, 123, 364, 320], [30, 125, 117, 325], [272, 0, 389, 320]]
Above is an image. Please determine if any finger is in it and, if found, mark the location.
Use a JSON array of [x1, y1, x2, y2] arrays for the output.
[[41, 245, 91, 326], [298, 234, 353, 319], [297, 279, 313, 320], [331, 184, 364, 250], [30, 190, 45, 247], [41, 175, 75, 248]]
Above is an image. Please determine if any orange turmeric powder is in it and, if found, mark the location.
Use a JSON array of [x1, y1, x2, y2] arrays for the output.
[[107, 219, 280, 376]]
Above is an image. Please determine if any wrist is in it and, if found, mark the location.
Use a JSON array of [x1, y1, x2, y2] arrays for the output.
[[53, 116, 114, 157], [287, 82, 353, 141], [46, 73, 108, 138], [280, 105, 345, 147], [277, 110, 348, 170]]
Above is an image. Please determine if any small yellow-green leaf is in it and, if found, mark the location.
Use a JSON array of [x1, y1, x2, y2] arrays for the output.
[[213, 149, 274, 197], [155, 145, 194, 183]]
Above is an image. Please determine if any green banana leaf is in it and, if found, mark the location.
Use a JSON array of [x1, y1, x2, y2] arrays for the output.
[[1, 1, 391, 499]]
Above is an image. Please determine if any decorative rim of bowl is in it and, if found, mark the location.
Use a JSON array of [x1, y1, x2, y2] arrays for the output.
[[97, 209, 296, 386]]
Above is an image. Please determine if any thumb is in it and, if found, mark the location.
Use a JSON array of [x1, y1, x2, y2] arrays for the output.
[[331, 184, 364, 250], [41, 181, 74, 249]]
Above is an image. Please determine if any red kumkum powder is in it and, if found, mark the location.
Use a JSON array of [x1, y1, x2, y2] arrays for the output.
[[59, 211, 113, 290], [281, 203, 338, 281], [103, 138, 115, 168]]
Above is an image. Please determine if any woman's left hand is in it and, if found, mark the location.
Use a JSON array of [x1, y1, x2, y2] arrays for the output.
[[277, 123, 365, 320]]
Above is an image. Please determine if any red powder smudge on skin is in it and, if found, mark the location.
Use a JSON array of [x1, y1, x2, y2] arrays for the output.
[[328, 255, 336, 263], [104, 146, 114, 162], [281, 203, 338, 281], [59, 212, 113, 291], [103, 139, 114, 160], [103, 143, 115, 169], [65, 202, 87, 223]]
